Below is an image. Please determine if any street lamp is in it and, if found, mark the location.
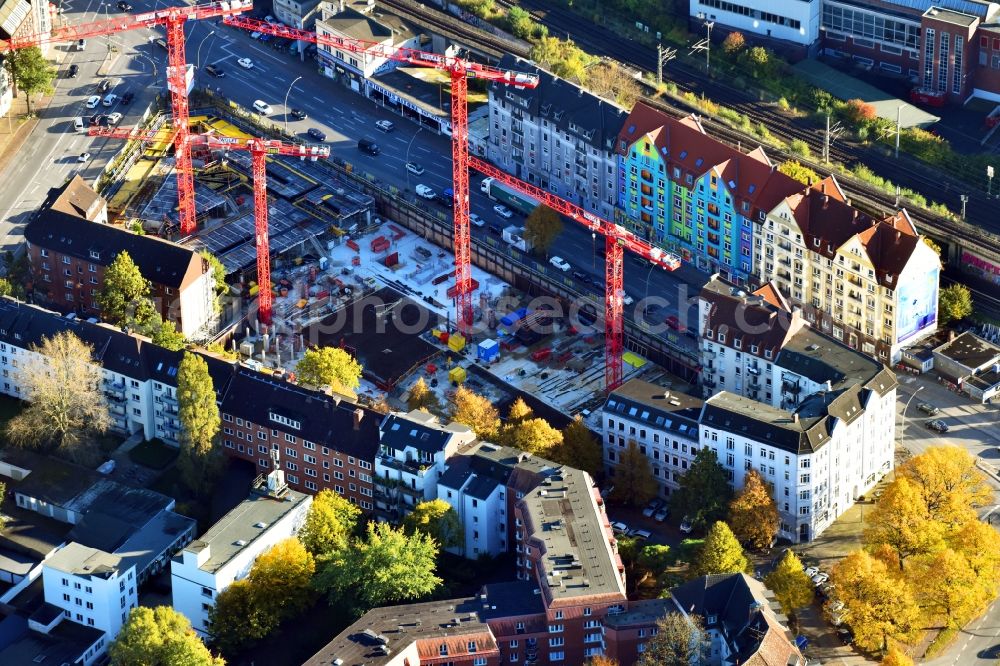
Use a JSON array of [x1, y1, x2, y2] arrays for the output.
[[989, 165, 995, 198], [592, 232, 596, 269], [283, 76, 303, 135], [895, 103, 906, 159], [899, 386, 924, 448], [404, 125, 425, 190], [196, 30, 216, 70]]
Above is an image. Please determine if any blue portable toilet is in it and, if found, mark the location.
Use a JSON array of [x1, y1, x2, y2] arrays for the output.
[[478, 339, 500, 363]]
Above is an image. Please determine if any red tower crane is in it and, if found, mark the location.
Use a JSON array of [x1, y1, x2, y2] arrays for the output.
[[90, 125, 330, 324], [469, 156, 681, 390], [221, 15, 539, 335], [2, 0, 255, 237]]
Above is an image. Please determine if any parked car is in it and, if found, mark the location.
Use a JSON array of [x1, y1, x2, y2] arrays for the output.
[[679, 516, 693, 533], [926, 419, 949, 433], [357, 137, 379, 155], [493, 204, 513, 219], [642, 499, 661, 518], [78, 152, 91, 162], [67, 64, 79, 78], [804, 566, 820, 578], [467, 213, 484, 227], [204, 64, 225, 77], [654, 506, 669, 522], [415, 184, 435, 200], [85, 95, 101, 109], [252, 100, 272, 115], [836, 628, 854, 645], [611, 521, 628, 535], [306, 128, 326, 141], [117, 1, 132, 9], [375, 119, 395, 132], [812, 572, 830, 586], [250, 31, 262, 39], [107, 112, 122, 125], [237, 57, 254, 69], [89, 114, 107, 127], [629, 528, 652, 540], [121, 92, 134, 105], [917, 402, 939, 416], [405, 162, 424, 175], [102, 93, 118, 106], [290, 108, 307, 119], [550, 256, 571, 272], [622, 292, 634, 305], [97, 79, 112, 93]]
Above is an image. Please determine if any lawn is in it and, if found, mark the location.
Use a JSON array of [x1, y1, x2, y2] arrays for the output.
[[128, 438, 179, 470]]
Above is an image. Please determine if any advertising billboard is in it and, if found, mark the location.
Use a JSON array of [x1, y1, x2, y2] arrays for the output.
[[896, 266, 939, 344]]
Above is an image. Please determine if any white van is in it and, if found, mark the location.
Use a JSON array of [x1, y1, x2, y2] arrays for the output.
[[73, 117, 85, 132]]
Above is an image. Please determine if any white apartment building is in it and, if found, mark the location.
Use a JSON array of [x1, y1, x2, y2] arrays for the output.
[[689, 0, 821, 47], [437, 442, 512, 559], [374, 411, 475, 520], [487, 55, 627, 221], [603, 379, 704, 499], [0, 297, 236, 444], [171, 471, 311, 636], [753, 178, 940, 363], [42, 543, 138, 640]]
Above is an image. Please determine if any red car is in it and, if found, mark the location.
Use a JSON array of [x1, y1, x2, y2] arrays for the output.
[[665, 315, 681, 330]]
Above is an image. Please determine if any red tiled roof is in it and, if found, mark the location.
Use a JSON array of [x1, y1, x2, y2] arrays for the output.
[[416, 632, 499, 663], [752, 282, 789, 310], [618, 101, 802, 217]]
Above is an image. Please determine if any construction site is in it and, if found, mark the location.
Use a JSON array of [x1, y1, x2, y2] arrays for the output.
[[25, 0, 690, 426]]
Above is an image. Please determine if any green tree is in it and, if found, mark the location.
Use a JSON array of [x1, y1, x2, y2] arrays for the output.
[[695, 521, 750, 577], [6, 331, 110, 462], [530, 36, 592, 82], [138, 313, 187, 351], [208, 580, 268, 656], [938, 284, 973, 324], [608, 440, 658, 508], [403, 499, 463, 550], [407, 376, 440, 412], [949, 519, 1000, 582], [200, 251, 228, 313], [111, 606, 224, 666], [5, 47, 56, 115], [505, 6, 534, 39], [722, 31, 746, 55], [671, 447, 733, 529], [295, 346, 363, 395], [314, 522, 442, 611], [765, 550, 814, 617], [177, 352, 222, 496], [451, 385, 500, 439], [523, 204, 563, 256], [586, 62, 642, 108], [550, 416, 601, 475], [638, 612, 710, 666], [299, 488, 362, 559], [503, 416, 563, 456], [744, 46, 770, 77], [778, 160, 820, 186], [830, 550, 921, 653], [0, 278, 12, 298], [97, 251, 157, 327], [728, 470, 779, 551]]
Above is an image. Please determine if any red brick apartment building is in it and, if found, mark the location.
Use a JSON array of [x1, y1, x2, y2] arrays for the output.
[[24, 208, 214, 338], [219, 370, 381, 510], [821, 0, 1000, 103]]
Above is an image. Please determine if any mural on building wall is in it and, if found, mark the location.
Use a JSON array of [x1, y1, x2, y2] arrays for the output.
[[896, 266, 939, 343]]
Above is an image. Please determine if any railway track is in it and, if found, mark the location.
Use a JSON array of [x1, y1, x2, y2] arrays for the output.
[[378, 0, 1000, 259], [378, 0, 529, 58]]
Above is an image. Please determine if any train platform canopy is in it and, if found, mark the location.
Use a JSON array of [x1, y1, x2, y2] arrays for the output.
[[793, 60, 940, 128]]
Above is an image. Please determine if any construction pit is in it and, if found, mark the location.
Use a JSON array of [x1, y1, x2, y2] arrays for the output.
[[101, 114, 689, 424]]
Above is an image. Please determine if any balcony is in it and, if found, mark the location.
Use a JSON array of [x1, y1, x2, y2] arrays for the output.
[[103, 390, 126, 404], [379, 454, 431, 477], [702, 379, 716, 388], [703, 349, 716, 358], [109, 403, 126, 416], [847, 274, 862, 286], [782, 381, 801, 394], [777, 257, 791, 267], [777, 240, 792, 252], [777, 269, 791, 281], [374, 475, 423, 498], [748, 379, 761, 390], [747, 366, 760, 375], [848, 291, 862, 302]]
